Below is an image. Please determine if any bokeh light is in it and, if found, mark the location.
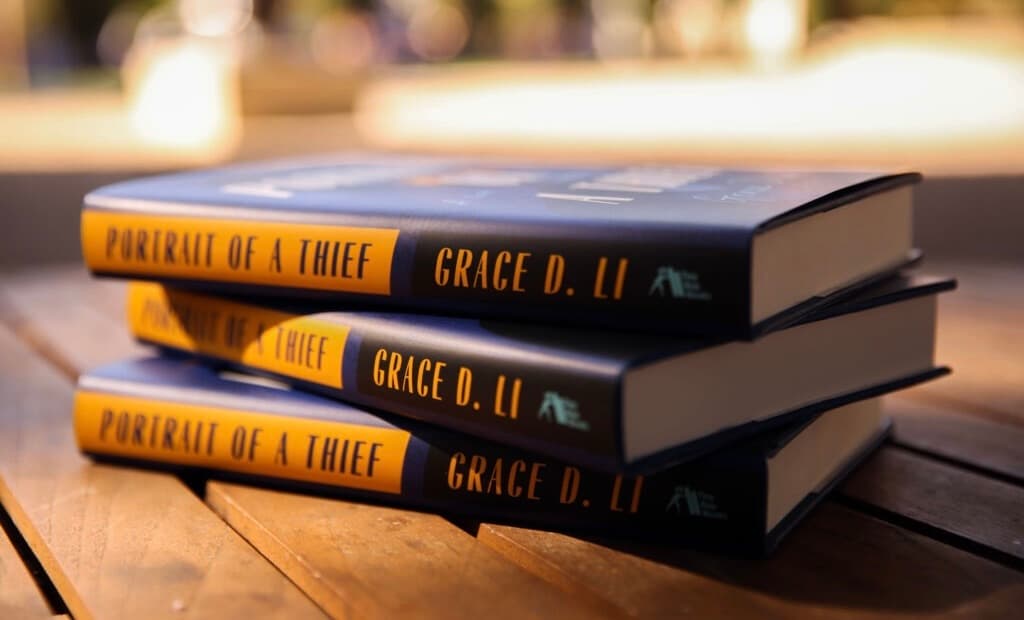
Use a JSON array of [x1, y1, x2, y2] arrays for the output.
[[126, 38, 240, 152], [178, 0, 253, 38], [743, 0, 806, 66], [310, 9, 377, 74], [407, 2, 470, 62]]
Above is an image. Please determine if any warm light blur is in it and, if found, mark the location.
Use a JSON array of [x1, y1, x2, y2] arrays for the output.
[[356, 20, 1024, 174], [407, 2, 470, 61], [655, 0, 722, 58], [4, 2, 1023, 175], [124, 38, 240, 153], [310, 9, 377, 74], [178, 0, 253, 38], [591, 0, 653, 60], [743, 0, 806, 66]]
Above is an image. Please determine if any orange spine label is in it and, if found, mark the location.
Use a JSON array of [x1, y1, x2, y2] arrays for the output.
[[128, 282, 349, 388], [74, 391, 410, 494], [82, 209, 400, 295]]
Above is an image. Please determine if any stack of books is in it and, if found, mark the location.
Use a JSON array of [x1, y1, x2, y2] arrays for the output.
[[75, 155, 953, 555]]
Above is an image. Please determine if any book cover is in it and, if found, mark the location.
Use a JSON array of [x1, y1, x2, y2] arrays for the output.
[[82, 154, 919, 337], [125, 273, 952, 472], [74, 357, 891, 556]]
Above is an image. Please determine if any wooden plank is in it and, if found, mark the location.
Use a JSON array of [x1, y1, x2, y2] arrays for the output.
[[207, 483, 615, 619], [16, 265, 1024, 616], [841, 446, 1024, 562], [0, 265, 145, 376], [1, 265, 124, 314], [929, 259, 1024, 309], [888, 397, 1024, 483], [0, 324, 327, 620], [480, 504, 1024, 618], [0, 518, 52, 619], [6, 268, 611, 618], [905, 259, 1024, 424]]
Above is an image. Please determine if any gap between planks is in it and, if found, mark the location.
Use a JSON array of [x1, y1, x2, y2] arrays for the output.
[[204, 481, 616, 619], [840, 445, 1024, 569], [0, 322, 327, 619], [0, 499, 56, 619], [886, 397, 1024, 486], [8, 264, 1024, 614], [1, 268, 619, 618], [477, 503, 1024, 619]]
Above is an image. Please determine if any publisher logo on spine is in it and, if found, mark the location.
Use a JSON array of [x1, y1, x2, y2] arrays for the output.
[[648, 267, 712, 301], [665, 485, 728, 520], [537, 391, 589, 432]]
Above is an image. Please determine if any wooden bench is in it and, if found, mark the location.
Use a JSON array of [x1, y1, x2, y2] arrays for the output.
[[1, 261, 1021, 619]]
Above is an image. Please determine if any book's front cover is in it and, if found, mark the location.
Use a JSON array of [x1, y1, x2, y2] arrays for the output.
[[88, 155, 907, 230]]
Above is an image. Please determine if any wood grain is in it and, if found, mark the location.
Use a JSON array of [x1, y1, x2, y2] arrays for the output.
[[9, 264, 1024, 618], [7, 268, 609, 619], [0, 324, 327, 620], [888, 397, 1024, 483], [480, 503, 1024, 618], [841, 446, 1024, 561], [207, 482, 615, 619], [0, 518, 52, 619], [0, 266, 146, 376]]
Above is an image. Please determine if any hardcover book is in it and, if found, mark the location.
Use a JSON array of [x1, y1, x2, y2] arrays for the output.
[[82, 154, 919, 337], [125, 274, 952, 471], [74, 357, 891, 555]]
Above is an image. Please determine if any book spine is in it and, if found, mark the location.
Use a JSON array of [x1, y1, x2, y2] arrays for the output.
[[82, 207, 750, 334], [81, 209, 401, 296], [126, 283, 624, 466], [73, 386, 766, 551], [404, 222, 749, 333]]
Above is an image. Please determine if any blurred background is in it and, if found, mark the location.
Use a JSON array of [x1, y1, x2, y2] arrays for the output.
[[0, 0, 1022, 267]]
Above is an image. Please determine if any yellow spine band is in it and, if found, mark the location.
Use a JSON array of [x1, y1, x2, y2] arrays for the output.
[[82, 209, 399, 295], [74, 391, 410, 494], [128, 282, 350, 388]]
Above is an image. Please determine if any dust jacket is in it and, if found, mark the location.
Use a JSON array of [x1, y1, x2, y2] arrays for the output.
[[125, 274, 951, 472], [82, 154, 919, 338], [75, 356, 891, 556]]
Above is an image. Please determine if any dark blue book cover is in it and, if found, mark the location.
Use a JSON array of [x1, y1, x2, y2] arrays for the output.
[[82, 154, 919, 337], [126, 273, 952, 472], [75, 356, 892, 556]]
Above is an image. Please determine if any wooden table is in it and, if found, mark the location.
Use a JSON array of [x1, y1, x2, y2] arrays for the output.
[[0, 261, 1021, 619]]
